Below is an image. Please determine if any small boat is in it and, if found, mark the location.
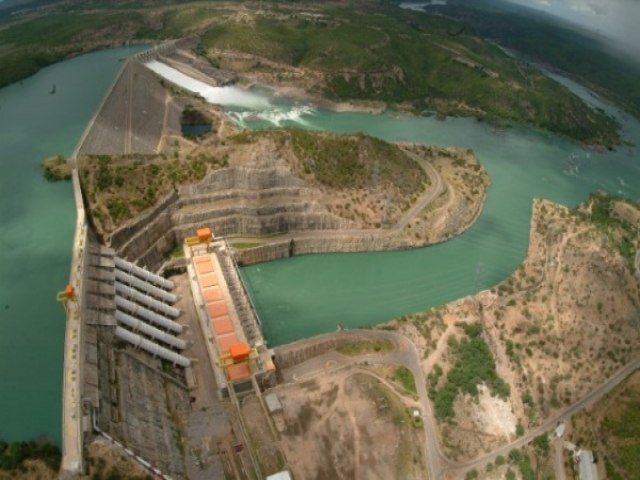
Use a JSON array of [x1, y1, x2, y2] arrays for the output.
[[49, 83, 56, 95]]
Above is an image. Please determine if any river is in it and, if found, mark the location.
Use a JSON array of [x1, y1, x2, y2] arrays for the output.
[[0, 48, 638, 445], [233, 91, 640, 346]]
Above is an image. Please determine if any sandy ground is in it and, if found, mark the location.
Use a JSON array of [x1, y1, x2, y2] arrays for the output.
[[266, 366, 425, 480]]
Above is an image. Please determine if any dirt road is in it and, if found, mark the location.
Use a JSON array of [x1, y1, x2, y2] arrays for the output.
[[278, 331, 640, 479]]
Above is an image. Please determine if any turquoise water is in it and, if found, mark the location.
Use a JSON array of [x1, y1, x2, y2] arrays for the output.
[[240, 97, 640, 346], [0, 47, 638, 444], [0, 46, 146, 444]]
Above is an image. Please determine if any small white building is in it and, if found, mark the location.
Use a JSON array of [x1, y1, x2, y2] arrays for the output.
[[264, 393, 283, 415], [575, 449, 598, 480], [266, 471, 292, 480]]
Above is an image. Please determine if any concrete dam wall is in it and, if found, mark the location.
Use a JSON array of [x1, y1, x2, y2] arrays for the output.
[[75, 55, 429, 272]]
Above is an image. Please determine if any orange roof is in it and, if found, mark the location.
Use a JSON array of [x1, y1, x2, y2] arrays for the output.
[[226, 362, 251, 382], [207, 301, 228, 319], [203, 287, 222, 302], [217, 333, 239, 354], [196, 260, 214, 275], [197, 228, 212, 242], [199, 273, 218, 288], [212, 316, 234, 335], [230, 343, 250, 361], [194, 255, 210, 264]]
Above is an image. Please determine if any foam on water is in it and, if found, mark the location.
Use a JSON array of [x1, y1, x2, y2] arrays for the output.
[[228, 105, 317, 128], [145, 60, 271, 109]]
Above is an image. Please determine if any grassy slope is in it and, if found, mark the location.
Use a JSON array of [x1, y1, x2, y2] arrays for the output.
[[0, 1, 621, 146], [78, 152, 227, 234], [424, 0, 640, 120], [0, 11, 145, 87], [201, 6, 620, 147]]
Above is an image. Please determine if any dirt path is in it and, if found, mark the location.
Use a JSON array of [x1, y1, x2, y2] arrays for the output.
[[423, 319, 455, 372]]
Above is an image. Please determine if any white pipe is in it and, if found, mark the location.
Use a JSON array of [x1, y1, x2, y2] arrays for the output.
[[115, 311, 186, 350], [114, 257, 174, 290], [115, 269, 177, 304], [115, 296, 183, 333], [115, 326, 190, 367], [115, 282, 180, 318]]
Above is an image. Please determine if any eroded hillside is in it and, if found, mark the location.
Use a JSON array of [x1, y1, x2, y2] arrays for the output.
[[78, 128, 488, 252], [381, 194, 640, 461]]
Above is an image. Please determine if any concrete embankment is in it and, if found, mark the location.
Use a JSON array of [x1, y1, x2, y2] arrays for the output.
[[233, 234, 414, 265], [273, 331, 384, 370]]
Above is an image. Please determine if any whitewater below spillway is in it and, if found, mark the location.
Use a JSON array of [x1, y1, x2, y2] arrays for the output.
[[146, 60, 270, 109], [145, 60, 316, 126]]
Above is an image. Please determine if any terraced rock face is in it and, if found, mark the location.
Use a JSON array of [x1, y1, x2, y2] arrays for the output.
[[383, 195, 640, 462], [80, 128, 486, 269]]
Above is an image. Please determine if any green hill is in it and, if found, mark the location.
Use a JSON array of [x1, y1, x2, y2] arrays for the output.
[[0, 1, 621, 147]]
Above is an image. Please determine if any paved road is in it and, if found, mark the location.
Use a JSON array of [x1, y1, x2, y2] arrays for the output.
[[445, 358, 640, 478], [278, 331, 640, 480]]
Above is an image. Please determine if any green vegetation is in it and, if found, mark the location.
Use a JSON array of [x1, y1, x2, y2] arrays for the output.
[[0, 11, 144, 88], [431, 0, 640, 120], [391, 366, 417, 395], [430, 322, 510, 420], [464, 468, 479, 480], [167, 243, 184, 259], [533, 434, 550, 456], [576, 193, 639, 271], [201, 6, 620, 146], [336, 339, 394, 356], [79, 152, 228, 234], [41, 154, 71, 181], [570, 371, 640, 479], [0, 439, 60, 472], [601, 392, 640, 479], [289, 129, 426, 193], [0, 2, 622, 145], [507, 448, 535, 480]]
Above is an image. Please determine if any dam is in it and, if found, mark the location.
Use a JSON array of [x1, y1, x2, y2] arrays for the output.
[[55, 36, 640, 478], [59, 42, 281, 479]]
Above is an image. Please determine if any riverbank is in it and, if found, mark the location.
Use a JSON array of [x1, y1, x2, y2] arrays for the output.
[[378, 194, 640, 464]]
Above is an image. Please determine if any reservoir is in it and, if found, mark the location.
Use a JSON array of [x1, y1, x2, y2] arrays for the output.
[[0, 46, 146, 444], [0, 48, 638, 444]]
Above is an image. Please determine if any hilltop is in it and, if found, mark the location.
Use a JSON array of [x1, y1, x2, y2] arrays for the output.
[[78, 127, 489, 252], [0, 1, 621, 147], [380, 193, 640, 469]]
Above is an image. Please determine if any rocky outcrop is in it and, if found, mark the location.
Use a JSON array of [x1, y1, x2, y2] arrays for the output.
[[106, 164, 351, 270]]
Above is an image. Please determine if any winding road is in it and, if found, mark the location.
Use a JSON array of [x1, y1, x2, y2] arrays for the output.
[[276, 330, 640, 480]]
